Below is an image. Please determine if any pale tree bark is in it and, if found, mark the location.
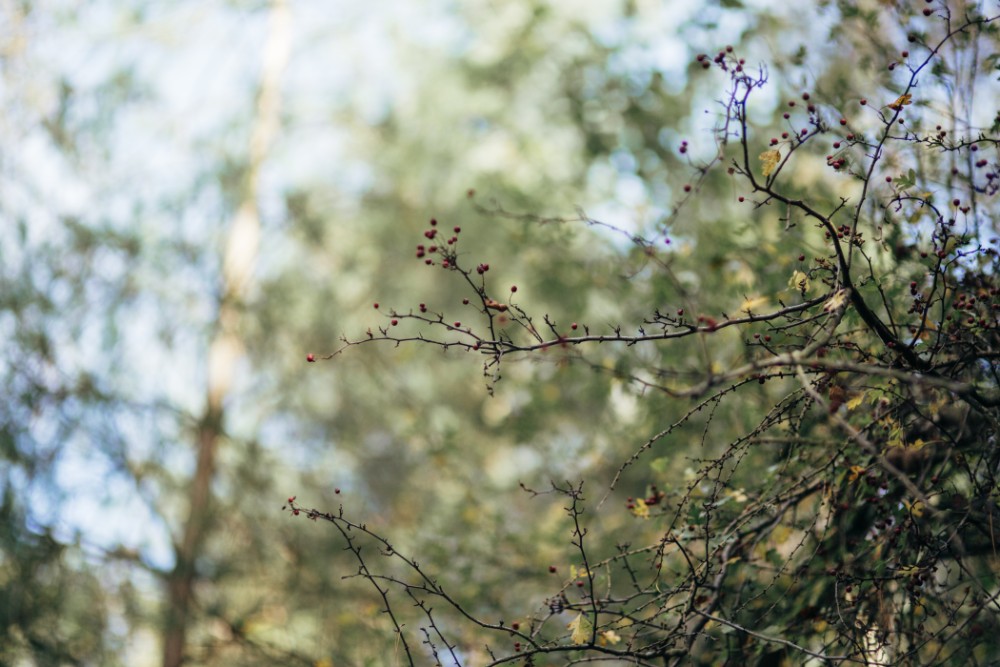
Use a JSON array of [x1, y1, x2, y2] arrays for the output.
[[162, 2, 290, 665]]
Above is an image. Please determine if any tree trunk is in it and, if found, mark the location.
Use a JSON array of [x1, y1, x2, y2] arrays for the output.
[[161, 2, 290, 665]]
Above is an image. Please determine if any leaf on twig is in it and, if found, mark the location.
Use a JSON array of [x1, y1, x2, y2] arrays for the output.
[[630, 498, 650, 519], [903, 499, 925, 517], [887, 93, 913, 110], [599, 630, 621, 646], [845, 394, 865, 411], [788, 270, 810, 294], [759, 149, 781, 177], [741, 295, 770, 312], [568, 613, 592, 645]]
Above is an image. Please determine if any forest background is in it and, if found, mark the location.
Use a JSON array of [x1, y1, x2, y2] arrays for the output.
[[1, 0, 998, 665]]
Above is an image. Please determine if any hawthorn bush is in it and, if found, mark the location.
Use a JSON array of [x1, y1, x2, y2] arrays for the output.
[[293, 5, 999, 665]]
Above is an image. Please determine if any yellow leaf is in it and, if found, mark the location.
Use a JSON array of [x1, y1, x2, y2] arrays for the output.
[[888, 93, 913, 110], [741, 295, 770, 312], [759, 149, 781, 177], [904, 499, 925, 517], [599, 630, 622, 646], [788, 270, 810, 294], [845, 394, 865, 411], [568, 613, 592, 645], [848, 465, 865, 482], [630, 498, 650, 519]]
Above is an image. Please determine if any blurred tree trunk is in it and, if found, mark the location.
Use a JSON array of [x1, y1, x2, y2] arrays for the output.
[[161, 2, 290, 665]]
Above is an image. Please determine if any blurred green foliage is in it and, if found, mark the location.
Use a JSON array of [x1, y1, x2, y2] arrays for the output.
[[0, 0, 997, 665]]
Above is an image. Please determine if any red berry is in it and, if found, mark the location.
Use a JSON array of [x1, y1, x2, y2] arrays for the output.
[[391, 319, 399, 326], [454, 321, 461, 327], [510, 285, 518, 293], [839, 118, 847, 126], [738, 196, 745, 202], [860, 99, 867, 106], [571, 322, 578, 330], [373, 303, 379, 309], [306, 353, 316, 362], [548, 566, 557, 573]]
